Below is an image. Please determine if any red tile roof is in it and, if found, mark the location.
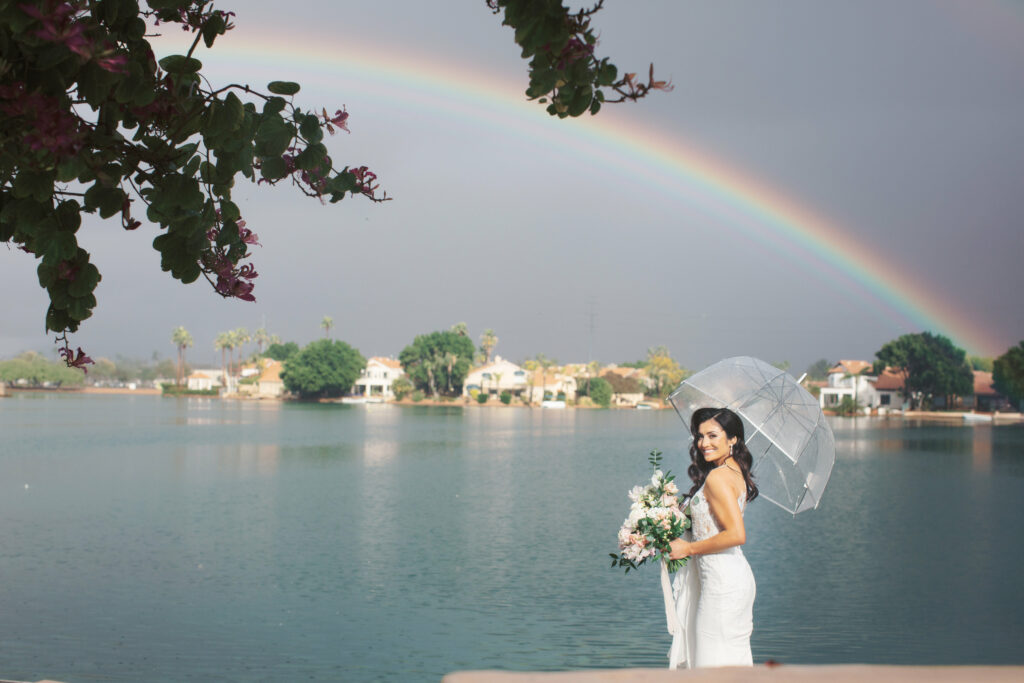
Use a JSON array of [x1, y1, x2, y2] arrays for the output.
[[829, 360, 873, 376], [871, 369, 905, 391], [973, 371, 998, 396]]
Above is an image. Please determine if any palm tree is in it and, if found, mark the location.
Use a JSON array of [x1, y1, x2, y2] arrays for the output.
[[214, 332, 231, 388], [223, 330, 237, 379], [253, 327, 271, 356], [480, 328, 498, 363], [536, 353, 556, 402], [233, 327, 250, 354], [523, 359, 539, 404], [321, 316, 333, 338], [425, 351, 444, 398], [492, 371, 503, 396], [445, 351, 458, 395], [171, 326, 193, 386]]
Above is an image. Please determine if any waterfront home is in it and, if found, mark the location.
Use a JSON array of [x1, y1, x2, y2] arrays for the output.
[[463, 356, 529, 398], [600, 369, 646, 407], [870, 368, 905, 410], [352, 357, 404, 400], [602, 364, 654, 393], [818, 360, 905, 412], [526, 367, 578, 404], [186, 369, 223, 392], [965, 371, 1011, 412], [255, 359, 285, 399]]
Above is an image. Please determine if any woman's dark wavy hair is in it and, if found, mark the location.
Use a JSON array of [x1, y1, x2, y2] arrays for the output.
[[686, 407, 759, 502]]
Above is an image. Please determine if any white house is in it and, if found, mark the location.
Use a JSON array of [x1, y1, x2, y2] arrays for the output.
[[525, 367, 578, 404], [819, 360, 905, 411], [463, 356, 529, 397], [255, 359, 285, 398], [352, 357, 404, 399], [187, 369, 223, 391]]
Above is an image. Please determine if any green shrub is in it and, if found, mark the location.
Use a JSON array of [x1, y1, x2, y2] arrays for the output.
[[161, 384, 219, 396], [391, 376, 413, 400], [500, 390, 512, 405], [589, 377, 612, 408], [476, 392, 489, 404], [836, 396, 859, 417], [411, 389, 425, 402]]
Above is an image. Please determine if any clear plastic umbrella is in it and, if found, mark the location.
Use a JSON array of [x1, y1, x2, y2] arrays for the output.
[[667, 356, 835, 514]]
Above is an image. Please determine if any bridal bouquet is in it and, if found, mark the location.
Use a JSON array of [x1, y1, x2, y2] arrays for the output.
[[610, 450, 690, 574]]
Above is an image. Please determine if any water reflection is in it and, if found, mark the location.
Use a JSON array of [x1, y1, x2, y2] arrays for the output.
[[172, 443, 281, 478], [972, 425, 992, 472], [3, 395, 1024, 680]]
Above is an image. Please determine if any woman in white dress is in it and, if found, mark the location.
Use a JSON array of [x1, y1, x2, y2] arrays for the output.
[[668, 407, 758, 668]]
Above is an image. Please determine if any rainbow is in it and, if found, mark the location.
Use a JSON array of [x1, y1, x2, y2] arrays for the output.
[[159, 27, 1004, 356]]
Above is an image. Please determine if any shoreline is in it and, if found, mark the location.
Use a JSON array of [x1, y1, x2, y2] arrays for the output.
[[6, 388, 1020, 421]]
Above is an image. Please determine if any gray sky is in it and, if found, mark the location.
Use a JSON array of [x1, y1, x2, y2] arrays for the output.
[[2, 1, 1022, 372]]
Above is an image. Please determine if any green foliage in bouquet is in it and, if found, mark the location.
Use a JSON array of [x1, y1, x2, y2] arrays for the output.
[[610, 450, 690, 574]]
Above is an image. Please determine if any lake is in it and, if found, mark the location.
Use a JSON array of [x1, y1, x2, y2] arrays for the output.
[[1, 393, 1022, 681]]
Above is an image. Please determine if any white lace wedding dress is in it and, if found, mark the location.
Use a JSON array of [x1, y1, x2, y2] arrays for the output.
[[669, 483, 755, 668]]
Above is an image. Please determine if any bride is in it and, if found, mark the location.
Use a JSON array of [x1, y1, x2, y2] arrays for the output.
[[668, 407, 758, 668]]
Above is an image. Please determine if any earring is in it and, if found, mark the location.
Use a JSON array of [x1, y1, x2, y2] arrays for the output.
[[729, 444, 734, 456]]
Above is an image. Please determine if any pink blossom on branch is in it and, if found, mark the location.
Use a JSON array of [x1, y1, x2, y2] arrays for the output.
[[322, 107, 349, 135], [57, 339, 94, 373], [19, 1, 128, 74]]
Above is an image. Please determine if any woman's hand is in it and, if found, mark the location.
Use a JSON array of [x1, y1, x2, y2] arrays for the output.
[[668, 537, 691, 560]]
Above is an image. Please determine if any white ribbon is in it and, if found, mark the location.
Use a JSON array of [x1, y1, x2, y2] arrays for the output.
[[660, 560, 680, 637], [664, 539, 699, 669]]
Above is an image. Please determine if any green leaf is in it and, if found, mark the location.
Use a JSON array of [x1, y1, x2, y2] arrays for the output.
[[254, 114, 294, 157], [259, 156, 288, 181], [263, 97, 287, 116], [298, 113, 323, 144], [159, 55, 203, 75], [54, 200, 82, 233], [267, 81, 301, 96], [45, 232, 78, 262], [219, 200, 241, 222], [294, 144, 326, 171], [202, 11, 225, 48], [598, 62, 618, 87]]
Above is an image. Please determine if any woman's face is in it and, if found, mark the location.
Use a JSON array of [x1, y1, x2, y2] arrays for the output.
[[696, 418, 738, 464]]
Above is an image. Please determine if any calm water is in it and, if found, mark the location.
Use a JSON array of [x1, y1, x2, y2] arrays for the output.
[[0, 394, 1022, 682]]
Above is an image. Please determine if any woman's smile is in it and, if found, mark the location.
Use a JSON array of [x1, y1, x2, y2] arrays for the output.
[[697, 418, 737, 464]]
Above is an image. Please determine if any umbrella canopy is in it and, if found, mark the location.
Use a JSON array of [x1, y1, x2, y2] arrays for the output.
[[667, 356, 835, 514]]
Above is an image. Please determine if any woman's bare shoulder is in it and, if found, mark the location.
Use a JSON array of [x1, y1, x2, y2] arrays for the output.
[[705, 466, 744, 499]]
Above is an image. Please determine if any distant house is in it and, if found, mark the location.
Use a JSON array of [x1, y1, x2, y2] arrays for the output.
[[601, 370, 646, 407], [870, 368, 905, 410], [526, 367, 577, 404], [463, 356, 529, 398], [602, 365, 654, 393], [966, 371, 1010, 412], [352, 357, 404, 399], [819, 360, 904, 411], [186, 369, 222, 392], [255, 359, 285, 399]]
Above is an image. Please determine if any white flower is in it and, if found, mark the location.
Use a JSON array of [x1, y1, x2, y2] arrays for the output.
[[651, 470, 664, 486], [627, 485, 646, 502]]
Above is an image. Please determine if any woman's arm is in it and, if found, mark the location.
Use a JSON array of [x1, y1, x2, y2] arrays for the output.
[[668, 470, 746, 560]]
